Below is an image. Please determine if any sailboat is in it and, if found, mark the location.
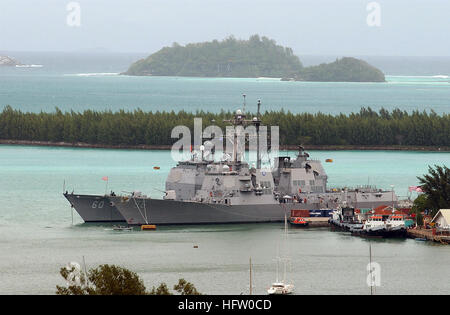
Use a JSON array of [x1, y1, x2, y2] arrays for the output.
[[267, 214, 294, 295]]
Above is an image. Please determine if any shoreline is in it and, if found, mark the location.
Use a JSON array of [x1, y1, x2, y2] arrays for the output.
[[1, 140, 448, 152]]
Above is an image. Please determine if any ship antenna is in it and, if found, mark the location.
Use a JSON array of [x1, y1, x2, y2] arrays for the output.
[[256, 99, 261, 169], [242, 94, 246, 113], [257, 99, 261, 119]]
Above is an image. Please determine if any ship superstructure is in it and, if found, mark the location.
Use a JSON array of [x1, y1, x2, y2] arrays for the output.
[[64, 99, 398, 224]]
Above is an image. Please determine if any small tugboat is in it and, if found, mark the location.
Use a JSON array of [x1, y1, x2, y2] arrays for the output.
[[290, 216, 309, 227], [362, 215, 386, 234], [385, 214, 407, 237]]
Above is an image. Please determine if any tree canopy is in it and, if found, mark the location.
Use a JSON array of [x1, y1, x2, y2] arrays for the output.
[[417, 165, 450, 217], [56, 264, 147, 295]]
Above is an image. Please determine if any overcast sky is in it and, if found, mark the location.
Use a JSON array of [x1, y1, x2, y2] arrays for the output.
[[1, 0, 449, 56]]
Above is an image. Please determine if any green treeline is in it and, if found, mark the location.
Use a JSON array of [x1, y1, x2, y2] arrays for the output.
[[0, 106, 449, 147]]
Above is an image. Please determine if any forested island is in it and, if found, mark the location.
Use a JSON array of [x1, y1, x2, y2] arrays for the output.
[[1, 106, 448, 149], [125, 35, 385, 82]]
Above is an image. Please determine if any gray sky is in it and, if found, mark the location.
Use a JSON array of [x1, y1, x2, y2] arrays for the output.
[[1, 0, 449, 56]]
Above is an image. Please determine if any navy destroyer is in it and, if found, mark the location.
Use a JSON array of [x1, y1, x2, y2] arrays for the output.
[[64, 100, 398, 224]]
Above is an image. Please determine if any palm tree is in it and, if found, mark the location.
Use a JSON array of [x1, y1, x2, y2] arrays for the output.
[[417, 165, 450, 217]]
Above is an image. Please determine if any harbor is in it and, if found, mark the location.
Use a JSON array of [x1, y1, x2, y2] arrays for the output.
[[63, 105, 402, 226], [407, 228, 450, 244], [2, 0, 450, 298]]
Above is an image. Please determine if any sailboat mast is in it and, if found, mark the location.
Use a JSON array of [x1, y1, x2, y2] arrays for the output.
[[369, 242, 373, 296], [249, 257, 252, 295], [276, 257, 279, 283], [283, 213, 287, 283], [256, 99, 261, 169]]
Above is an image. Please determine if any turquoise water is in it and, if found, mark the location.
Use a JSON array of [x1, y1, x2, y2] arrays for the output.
[[1, 54, 449, 294], [0, 145, 449, 294], [1, 52, 449, 114], [1, 73, 449, 114]]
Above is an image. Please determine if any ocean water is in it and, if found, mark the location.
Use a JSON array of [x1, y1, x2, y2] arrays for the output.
[[0, 146, 449, 295], [0, 53, 449, 114]]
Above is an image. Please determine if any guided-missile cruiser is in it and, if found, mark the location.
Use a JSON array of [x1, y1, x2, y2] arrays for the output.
[[64, 99, 397, 224]]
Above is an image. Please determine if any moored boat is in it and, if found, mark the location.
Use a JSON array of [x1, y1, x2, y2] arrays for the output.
[[112, 225, 133, 231], [290, 217, 309, 227], [352, 213, 407, 238]]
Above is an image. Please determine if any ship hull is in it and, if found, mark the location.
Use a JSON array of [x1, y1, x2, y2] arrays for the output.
[[352, 228, 407, 238], [63, 193, 125, 223], [108, 197, 307, 225], [109, 194, 398, 226]]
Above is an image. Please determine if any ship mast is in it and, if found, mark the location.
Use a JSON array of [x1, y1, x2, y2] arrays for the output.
[[254, 100, 262, 169], [223, 96, 263, 166]]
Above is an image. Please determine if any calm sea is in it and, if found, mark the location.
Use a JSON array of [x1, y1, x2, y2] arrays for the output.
[[0, 146, 449, 295], [0, 53, 449, 295]]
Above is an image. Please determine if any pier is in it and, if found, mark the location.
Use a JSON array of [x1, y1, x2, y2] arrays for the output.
[[407, 228, 450, 244]]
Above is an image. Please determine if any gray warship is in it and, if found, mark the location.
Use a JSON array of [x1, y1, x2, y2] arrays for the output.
[[64, 193, 124, 222], [64, 100, 398, 224]]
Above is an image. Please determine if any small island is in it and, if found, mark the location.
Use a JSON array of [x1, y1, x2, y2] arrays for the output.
[[0, 55, 21, 67], [124, 35, 385, 82], [288, 57, 386, 82]]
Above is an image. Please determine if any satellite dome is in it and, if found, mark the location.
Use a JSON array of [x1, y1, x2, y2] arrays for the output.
[[223, 165, 230, 171], [252, 117, 258, 121], [236, 109, 242, 115]]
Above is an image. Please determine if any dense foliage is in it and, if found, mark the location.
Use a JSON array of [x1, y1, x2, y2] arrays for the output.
[[56, 263, 201, 295], [126, 35, 303, 78], [297, 57, 385, 82], [416, 165, 450, 217], [1, 106, 449, 147]]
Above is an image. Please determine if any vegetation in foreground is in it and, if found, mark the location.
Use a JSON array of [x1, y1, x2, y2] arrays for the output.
[[1, 106, 449, 147], [56, 264, 201, 295], [125, 35, 385, 82], [412, 165, 450, 219]]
